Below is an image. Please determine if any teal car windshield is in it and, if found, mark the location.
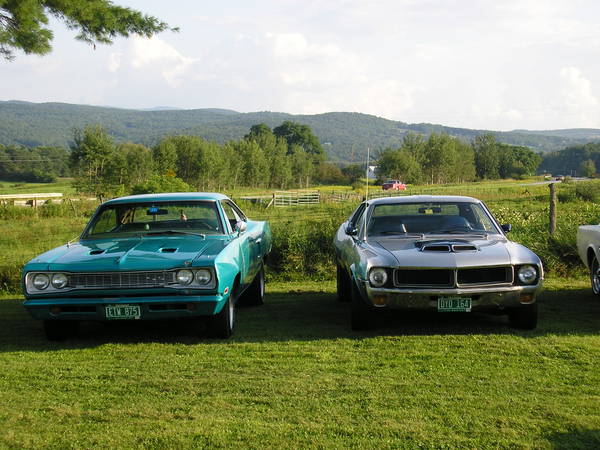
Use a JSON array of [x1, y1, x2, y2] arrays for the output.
[[367, 202, 500, 236], [83, 201, 224, 239]]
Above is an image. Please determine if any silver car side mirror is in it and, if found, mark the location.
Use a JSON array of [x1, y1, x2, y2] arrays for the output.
[[235, 221, 247, 234]]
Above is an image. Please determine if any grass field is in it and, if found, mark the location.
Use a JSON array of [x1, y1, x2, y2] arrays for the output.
[[0, 178, 599, 448], [0, 277, 599, 448]]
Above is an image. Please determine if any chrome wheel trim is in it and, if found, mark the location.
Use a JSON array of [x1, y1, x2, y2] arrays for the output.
[[228, 297, 235, 331], [592, 259, 600, 294], [259, 270, 265, 299]]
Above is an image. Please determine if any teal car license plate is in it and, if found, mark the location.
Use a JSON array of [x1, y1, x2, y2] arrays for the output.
[[437, 296, 472, 312], [105, 304, 141, 320]]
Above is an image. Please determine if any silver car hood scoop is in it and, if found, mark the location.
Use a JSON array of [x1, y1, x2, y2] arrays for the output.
[[416, 240, 478, 252]]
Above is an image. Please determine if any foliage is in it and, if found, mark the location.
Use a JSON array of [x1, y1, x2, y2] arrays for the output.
[[539, 142, 600, 176], [377, 132, 476, 184], [2, 101, 600, 164], [273, 120, 325, 159], [0, 0, 176, 60], [0, 144, 68, 182], [131, 174, 191, 195], [579, 159, 596, 178], [473, 134, 541, 179]]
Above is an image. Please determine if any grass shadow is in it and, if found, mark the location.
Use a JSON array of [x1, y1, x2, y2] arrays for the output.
[[0, 284, 598, 350], [545, 428, 600, 449]]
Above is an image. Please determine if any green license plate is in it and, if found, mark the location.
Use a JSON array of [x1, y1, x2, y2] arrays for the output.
[[437, 296, 472, 312], [105, 304, 141, 320]]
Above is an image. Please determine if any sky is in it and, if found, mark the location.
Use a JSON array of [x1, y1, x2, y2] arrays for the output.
[[2, 0, 600, 131]]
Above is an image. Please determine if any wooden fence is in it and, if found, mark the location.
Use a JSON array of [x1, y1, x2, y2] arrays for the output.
[[273, 191, 320, 207]]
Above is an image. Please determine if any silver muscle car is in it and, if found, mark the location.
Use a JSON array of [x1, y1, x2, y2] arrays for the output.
[[333, 196, 543, 330]]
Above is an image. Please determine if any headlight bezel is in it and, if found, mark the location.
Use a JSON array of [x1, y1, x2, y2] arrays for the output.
[[517, 265, 538, 285], [368, 267, 389, 288]]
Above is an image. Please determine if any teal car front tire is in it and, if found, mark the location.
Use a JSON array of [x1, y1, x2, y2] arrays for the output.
[[207, 294, 235, 338]]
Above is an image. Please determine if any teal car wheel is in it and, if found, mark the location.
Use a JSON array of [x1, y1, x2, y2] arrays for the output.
[[238, 265, 265, 307], [207, 294, 235, 338]]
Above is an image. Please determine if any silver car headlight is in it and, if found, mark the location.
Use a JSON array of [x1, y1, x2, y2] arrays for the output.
[[517, 265, 537, 284], [176, 269, 194, 285], [195, 269, 212, 285], [51, 273, 68, 289], [368, 268, 388, 287], [32, 273, 50, 290]]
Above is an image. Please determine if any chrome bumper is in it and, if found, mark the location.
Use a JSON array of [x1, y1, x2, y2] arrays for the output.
[[361, 281, 542, 310]]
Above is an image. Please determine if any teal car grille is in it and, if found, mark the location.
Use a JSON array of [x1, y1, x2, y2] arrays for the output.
[[68, 271, 176, 289]]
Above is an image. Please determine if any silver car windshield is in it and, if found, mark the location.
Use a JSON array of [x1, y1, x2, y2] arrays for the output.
[[367, 202, 500, 236], [83, 201, 223, 239]]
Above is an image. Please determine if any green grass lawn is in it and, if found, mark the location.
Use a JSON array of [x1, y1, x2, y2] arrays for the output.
[[0, 277, 598, 448], [0, 178, 76, 195]]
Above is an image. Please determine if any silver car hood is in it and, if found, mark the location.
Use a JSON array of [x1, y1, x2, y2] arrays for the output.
[[372, 235, 512, 268]]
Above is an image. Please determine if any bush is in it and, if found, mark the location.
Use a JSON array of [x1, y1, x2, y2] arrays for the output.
[[131, 175, 191, 195], [575, 181, 600, 203]]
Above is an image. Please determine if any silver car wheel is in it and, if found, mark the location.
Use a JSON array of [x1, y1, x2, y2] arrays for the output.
[[592, 257, 600, 295]]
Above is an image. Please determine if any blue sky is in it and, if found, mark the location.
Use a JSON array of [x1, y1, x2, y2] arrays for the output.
[[2, 0, 600, 131]]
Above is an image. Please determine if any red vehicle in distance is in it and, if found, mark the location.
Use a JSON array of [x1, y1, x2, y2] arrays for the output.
[[382, 180, 407, 191]]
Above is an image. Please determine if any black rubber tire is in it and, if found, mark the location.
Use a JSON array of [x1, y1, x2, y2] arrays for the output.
[[590, 256, 600, 295], [44, 320, 78, 341], [350, 279, 373, 330], [508, 303, 538, 330], [207, 295, 235, 339], [238, 265, 265, 307], [336, 264, 351, 302]]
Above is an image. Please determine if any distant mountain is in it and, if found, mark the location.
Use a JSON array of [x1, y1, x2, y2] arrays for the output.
[[1, 100, 599, 163]]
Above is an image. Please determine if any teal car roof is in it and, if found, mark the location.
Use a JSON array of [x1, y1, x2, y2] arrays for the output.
[[103, 192, 230, 205]]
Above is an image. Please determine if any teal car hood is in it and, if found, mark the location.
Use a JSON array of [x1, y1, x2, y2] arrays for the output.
[[27, 236, 230, 272]]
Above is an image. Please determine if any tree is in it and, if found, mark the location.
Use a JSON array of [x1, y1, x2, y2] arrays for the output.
[[273, 121, 325, 159], [580, 159, 596, 178], [377, 148, 423, 184], [473, 133, 500, 179], [1, 0, 176, 60], [70, 125, 116, 195]]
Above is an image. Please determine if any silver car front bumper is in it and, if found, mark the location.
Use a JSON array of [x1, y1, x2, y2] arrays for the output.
[[360, 281, 542, 310]]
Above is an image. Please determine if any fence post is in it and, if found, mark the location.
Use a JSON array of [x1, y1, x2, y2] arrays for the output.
[[548, 183, 557, 235]]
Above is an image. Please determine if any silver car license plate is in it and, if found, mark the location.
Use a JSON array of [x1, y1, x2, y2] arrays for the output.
[[437, 296, 472, 312]]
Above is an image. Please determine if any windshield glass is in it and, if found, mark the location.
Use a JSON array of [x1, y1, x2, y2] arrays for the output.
[[83, 201, 223, 239], [367, 202, 499, 236]]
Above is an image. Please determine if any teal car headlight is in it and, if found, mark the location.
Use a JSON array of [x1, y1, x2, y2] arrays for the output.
[[195, 269, 212, 285], [32, 273, 50, 290], [176, 269, 194, 285], [51, 273, 68, 289]]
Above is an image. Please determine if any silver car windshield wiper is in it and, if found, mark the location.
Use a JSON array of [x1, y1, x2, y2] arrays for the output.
[[375, 231, 425, 238], [145, 230, 206, 238], [428, 230, 489, 237]]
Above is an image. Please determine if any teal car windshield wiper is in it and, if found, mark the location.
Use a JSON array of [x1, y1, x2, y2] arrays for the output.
[[145, 230, 206, 238]]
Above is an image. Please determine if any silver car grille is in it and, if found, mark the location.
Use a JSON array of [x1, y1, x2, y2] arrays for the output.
[[394, 266, 513, 288], [68, 271, 176, 289]]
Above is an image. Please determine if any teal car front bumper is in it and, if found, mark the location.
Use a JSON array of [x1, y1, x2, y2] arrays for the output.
[[23, 293, 229, 321]]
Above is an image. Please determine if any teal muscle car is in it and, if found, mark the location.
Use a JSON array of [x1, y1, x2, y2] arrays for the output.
[[22, 193, 271, 340]]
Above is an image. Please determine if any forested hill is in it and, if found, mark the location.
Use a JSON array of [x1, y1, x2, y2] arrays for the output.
[[2, 100, 600, 163]]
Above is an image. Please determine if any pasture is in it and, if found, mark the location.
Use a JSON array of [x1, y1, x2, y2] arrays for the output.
[[0, 178, 599, 448]]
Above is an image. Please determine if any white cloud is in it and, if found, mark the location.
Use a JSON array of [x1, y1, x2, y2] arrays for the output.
[[559, 66, 599, 127], [107, 52, 122, 72], [129, 37, 196, 87]]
